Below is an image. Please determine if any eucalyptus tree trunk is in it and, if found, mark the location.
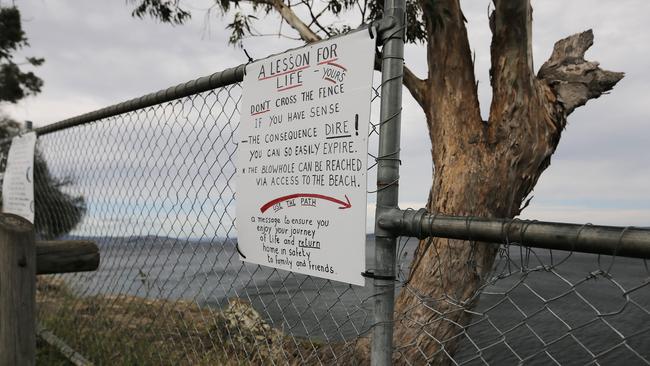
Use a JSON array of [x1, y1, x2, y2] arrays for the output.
[[227, 0, 624, 364], [390, 1, 623, 364]]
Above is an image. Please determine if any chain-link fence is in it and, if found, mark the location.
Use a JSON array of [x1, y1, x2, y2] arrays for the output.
[[24, 73, 385, 365], [393, 233, 650, 365], [1, 61, 648, 365]]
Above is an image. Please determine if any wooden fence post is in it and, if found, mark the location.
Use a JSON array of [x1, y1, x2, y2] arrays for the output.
[[0, 213, 36, 366]]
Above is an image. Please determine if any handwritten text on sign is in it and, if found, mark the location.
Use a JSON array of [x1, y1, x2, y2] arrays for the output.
[[236, 31, 374, 285], [2, 132, 36, 223]]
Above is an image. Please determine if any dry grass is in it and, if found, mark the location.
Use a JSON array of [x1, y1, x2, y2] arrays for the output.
[[37, 338, 74, 366], [36, 277, 322, 365]]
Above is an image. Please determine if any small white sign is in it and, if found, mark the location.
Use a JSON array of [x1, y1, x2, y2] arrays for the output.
[[2, 132, 37, 223], [236, 30, 375, 285]]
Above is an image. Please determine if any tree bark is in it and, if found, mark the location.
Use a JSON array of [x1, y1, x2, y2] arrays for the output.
[[391, 1, 623, 364], [240, 1, 622, 364]]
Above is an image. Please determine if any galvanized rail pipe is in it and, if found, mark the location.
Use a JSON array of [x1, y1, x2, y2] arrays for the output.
[[27, 65, 245, 138], [371, 0, 406, 365], [0, 65, 246, 146], [379, 209, 650, 258]]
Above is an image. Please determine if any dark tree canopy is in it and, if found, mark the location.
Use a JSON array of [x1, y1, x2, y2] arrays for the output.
[[0, 116, 87, 239], [0, 6, 44, 103], [131, 0, 191, 25], [0, 5, 86, 239]]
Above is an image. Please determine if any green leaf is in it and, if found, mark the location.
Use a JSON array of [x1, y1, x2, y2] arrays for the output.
[[129, 0, 191, 25]]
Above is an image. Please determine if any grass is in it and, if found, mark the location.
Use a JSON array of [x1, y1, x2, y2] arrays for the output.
[[36, 338, 73, 366], [36, 277, 325, 365]]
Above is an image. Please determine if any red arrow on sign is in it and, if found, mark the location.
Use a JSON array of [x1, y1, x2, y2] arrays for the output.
[[260, 193, 351, 213]]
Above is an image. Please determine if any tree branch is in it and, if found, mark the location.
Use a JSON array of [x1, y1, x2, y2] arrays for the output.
[[488, 0, 535, 127], [242, 0, 429, 110], [300, 0, 331, 38], [268, 0, 321, 42], [489, 0, 533, 74], [403, 65, 427, 109], [422, 0, 482, 138], [538, 30, 624, 115], [490, 0, 533, 72]]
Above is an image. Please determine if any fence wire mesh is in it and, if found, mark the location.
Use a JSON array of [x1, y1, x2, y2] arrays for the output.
[[394, 234, 650, 365], [0, 70, 648, 365], [25, 80, 383, 365]]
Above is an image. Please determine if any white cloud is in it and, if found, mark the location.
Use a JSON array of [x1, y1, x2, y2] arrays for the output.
[[4, 0, 650, 232]]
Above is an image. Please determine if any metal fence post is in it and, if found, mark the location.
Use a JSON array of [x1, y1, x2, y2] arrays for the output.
[[372, 0, 405, 364]]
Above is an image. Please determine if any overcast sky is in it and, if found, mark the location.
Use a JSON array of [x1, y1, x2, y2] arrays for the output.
[[4, 0, 650, 229]]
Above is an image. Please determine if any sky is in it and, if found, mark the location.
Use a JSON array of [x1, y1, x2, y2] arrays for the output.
[[3, 0, 650, 232]]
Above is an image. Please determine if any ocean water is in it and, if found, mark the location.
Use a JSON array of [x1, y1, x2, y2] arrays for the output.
[[63, 235, 650, 364]]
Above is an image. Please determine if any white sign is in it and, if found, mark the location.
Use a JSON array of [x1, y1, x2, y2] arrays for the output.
[[236, 30, 375, 285], [2, 132, 37, 223]]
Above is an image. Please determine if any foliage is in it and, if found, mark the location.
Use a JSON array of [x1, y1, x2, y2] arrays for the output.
[[130, 0, 191, 25], [36, 338, 73, 366], [128, 0, 427, 46], [0, 6, 44, 103], [0, 6, 86, 239], [32, 149, 87, 239], [0, 115, 87, 239]]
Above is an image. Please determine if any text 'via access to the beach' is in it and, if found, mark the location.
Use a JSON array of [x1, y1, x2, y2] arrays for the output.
[[236, 30, 375, 286]]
